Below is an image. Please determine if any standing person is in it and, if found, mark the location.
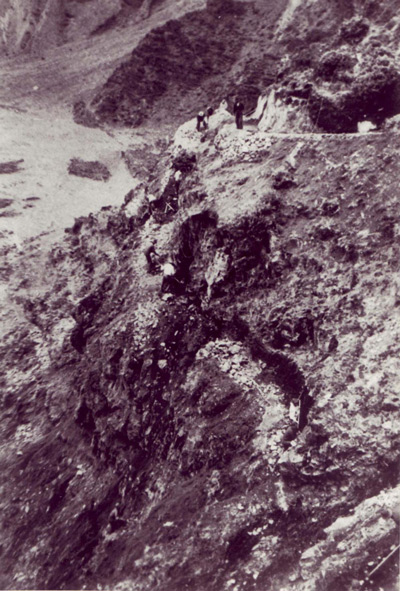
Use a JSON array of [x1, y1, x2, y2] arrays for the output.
[[233, 98, 244, 129], [206, 106, 214, 125], [161, 260, 179, 293], [196, 110, 207, 132], [174, 169, 182, 195], [145, 240, 160, 274]]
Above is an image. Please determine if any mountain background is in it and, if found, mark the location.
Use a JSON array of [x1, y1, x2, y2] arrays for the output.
[[0, 1, 399, 590]]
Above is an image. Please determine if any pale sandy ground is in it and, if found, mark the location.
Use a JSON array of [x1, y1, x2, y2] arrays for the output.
[[0, 0, 205, 249], [0, 106, 143, 246]]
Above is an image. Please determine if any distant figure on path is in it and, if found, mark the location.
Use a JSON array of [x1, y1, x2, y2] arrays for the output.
[[233, 99, 244, 129], [196, 110, 207, 132], [145, 241, 160, 274], [174, 169, 182, 195]]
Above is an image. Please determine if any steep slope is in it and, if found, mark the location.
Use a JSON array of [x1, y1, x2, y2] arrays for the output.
[[1, 113, 399, 589], [91, 0, 287, 126], [0, 0, 399, 589], [0, 0, 204, 108], [278, 0, 400, 132], [92, 0, 400, 130], [0, 0, 171, 56]]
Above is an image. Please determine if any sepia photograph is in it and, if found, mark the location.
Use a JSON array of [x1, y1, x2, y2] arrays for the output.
[[0, 0, 399, 590]]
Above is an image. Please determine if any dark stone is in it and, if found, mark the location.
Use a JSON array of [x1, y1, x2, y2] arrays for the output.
[[314, 50, 355, 82], [282, 425, 298, 447], [322, 200, 340, 216], [172, 151, 196, 173], [70, 323, 87, 354], [272, 169, 296, 190], [328, 335, 339, 352], [315, 226, 335, 240], [226, 527, 260, 563], [309, 65, 400, 133], [0, 160, 24, 174], [72, 101, 99, 128], [0, 199, 13, 208], [68, 158, 110, 181], [340, 17, 370, 45], [76, 400, 96, 431], [48, 477, 72, 513]]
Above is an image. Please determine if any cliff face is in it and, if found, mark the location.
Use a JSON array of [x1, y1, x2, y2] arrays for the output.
[[0, 0, 205, 108], [1, 116, 399, 589], [0, 0, 399, 590]]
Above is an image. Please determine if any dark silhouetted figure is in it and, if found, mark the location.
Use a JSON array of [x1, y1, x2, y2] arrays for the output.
[[233, 99, 244, 129], [196, 110, 207, 132], [145, 241, 160, 274]]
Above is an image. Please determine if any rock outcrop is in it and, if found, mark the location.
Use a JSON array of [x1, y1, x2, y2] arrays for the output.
[[91, 0, 400, 131], [1, 109, 399, 589], [0, 0, 399, 590]]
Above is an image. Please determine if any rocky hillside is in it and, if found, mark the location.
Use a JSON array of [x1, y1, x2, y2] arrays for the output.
[[0, 1, 204, 109], [0, 0, 399, 590], [91, 0, 400, 130], [1, 109, 400, 589], [0, 0, 171, 56], [91, 0, 288, 126]]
